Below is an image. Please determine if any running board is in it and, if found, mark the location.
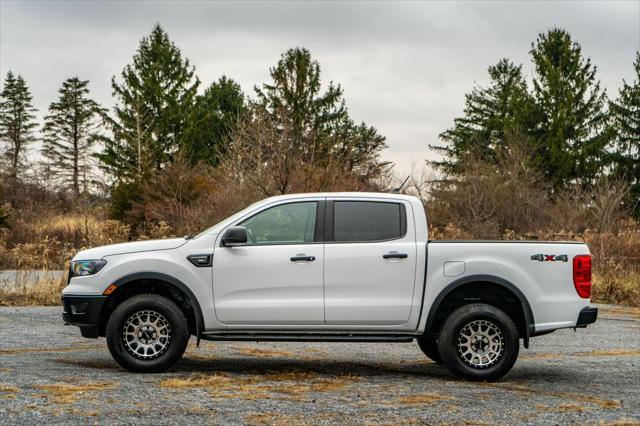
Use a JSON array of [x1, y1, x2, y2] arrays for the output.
[[200, 333, 415, 343]]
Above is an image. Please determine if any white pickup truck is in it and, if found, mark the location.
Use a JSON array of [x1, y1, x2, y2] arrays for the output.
[[62, 192, 597, 380]]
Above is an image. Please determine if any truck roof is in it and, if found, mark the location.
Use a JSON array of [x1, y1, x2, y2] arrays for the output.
[[260, 192, 420, 202]]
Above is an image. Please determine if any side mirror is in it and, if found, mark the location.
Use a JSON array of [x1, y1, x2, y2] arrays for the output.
[[221, 226, 248, 247]]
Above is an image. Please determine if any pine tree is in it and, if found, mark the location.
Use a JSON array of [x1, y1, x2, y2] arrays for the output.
[[183, 76, 247, 166], [255, 47, 386, 172], [610, 51, 640, 210], [432, 59, 536, 174], [255, 47, 348, 154], [98, 24, 199, 182], [530, 28, 612, 190], [0, 71, 38, 178], [41, 77, 104, 195]]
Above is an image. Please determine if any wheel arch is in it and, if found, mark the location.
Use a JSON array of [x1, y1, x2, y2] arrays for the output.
[[97, 272, 204, 340], [425, 274, 534, 348]]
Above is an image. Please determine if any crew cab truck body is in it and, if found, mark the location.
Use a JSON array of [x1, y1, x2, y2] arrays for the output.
[[62, 192, 597, 380]]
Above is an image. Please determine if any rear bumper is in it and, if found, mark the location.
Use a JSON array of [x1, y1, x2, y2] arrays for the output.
[[62, 295, 106, 338], [576, 306, 598, 328]]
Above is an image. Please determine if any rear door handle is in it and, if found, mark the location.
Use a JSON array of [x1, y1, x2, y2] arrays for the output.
[[290, 255, 316, 262], [383, 253, 408, 259]]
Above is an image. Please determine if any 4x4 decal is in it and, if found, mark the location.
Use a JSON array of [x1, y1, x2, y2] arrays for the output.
[[531, 254, 568, 262]]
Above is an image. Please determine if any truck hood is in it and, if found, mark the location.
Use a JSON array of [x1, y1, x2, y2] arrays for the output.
[[72, 238, 188, 260]]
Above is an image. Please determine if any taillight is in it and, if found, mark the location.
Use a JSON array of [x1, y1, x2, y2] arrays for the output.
[[573, 255, 592, 298]]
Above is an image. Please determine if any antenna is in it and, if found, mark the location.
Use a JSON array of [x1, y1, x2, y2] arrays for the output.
[[391, 176, 410, 193]]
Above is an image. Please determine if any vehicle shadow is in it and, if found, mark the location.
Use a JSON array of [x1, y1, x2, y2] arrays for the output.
[[51, 352, 586, 384], [169, 355, 455, 382], [171, 355, 581, 384]]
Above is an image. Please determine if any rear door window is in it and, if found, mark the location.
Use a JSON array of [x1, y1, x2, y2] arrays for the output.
[[333, 201, 404, 242]]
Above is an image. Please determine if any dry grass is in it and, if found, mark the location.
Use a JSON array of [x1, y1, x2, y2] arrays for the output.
[[236, 346, 297, 358], [557, 403, 586, 412], [601, 419, 640, 425], [0, 383, 19, 393], [0, 343, 102, 355], [159, 370, 360, 402], [593, 267, 640, 307], [0, 273, 66, 306], [2, 215, 130, 270], [35, 381, 115, 404], [600, 305, 640, 319]]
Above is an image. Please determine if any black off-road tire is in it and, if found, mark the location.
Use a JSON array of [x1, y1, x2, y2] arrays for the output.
[[416, 335, 442, 364], [106, 294, 190, 373], [437, 303, 519, 381]]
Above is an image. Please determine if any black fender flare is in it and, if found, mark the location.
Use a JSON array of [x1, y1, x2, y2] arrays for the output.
[[110, 272, 204, 342], [425, 274, 534, 348]]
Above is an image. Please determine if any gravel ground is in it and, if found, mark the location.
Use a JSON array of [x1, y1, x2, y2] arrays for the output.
[[0, 304, 639, 425]]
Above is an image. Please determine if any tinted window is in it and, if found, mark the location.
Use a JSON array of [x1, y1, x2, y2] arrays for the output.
[[240, 202, 317, 244], [333, 201, 403, 242]]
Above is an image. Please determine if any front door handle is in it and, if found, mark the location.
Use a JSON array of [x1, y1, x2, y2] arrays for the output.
[[383, 253, 408, 259], [290, 255, 316, 262]]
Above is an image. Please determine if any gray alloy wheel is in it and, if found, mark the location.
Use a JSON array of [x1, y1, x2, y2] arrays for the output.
[[122, 310, 172, 360], [456, 319, 504, 368]]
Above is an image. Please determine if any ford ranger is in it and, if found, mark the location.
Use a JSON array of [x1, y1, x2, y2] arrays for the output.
[[62, 192, 597, 380]]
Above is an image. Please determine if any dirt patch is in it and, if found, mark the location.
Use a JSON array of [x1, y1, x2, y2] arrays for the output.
[[522, 348, 640, 361], [483, 382, 621, 409]]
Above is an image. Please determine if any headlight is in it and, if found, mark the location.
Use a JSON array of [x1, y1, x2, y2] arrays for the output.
[[70, 259, 107, 278]]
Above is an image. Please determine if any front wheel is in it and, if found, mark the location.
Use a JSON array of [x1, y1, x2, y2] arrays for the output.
[[106, 294, 190, 373], [437, 303, 519, 381]]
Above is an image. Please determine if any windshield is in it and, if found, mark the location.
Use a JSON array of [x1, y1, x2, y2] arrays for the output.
[[191, 199, 264, 239]]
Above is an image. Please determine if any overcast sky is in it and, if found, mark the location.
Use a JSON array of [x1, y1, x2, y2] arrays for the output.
[[1, 0, 638, 175]]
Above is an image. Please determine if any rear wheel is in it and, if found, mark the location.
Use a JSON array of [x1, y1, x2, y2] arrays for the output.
[[416, 335, 442, 364], [437, 303, 519, 381], [106, 294, 190, 372]]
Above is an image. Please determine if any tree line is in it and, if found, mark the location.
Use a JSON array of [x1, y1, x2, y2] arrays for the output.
[[1, 25, 638, 227], [0, 24, 387, 223], [431, 28, 639, 212]]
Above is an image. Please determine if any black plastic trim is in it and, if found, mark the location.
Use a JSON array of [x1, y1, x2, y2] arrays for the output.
[[314, 200, 326, 242], [187, 254, 212, 267], [200, 333, 414, 343], [62, 294, 107, 339], [383, 253, 408, 259], [424, 274, 535, 348], [110, 272, 205, 341], [575, 306, 598, 327], [415, 243, 429, 333]]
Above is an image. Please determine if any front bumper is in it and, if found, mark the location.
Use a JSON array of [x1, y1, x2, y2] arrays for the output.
[[62, 295, 107, 338], [576, 306, 598, 328]]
